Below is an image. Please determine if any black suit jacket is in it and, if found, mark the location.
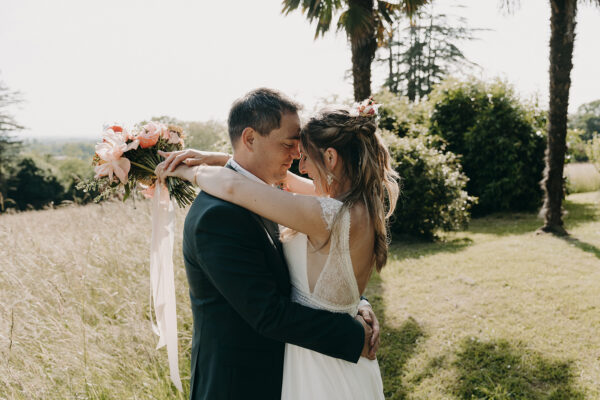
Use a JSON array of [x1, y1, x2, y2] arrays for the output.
[[183, 187, 365, 400]]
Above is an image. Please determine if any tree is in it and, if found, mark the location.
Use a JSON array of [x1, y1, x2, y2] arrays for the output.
[[501, 0, 600, 236], [282, 0, 429, 102], [0, 79, 23, 209], [148, 116, 228, 151], [380, 2, 481, 101], [7, 158, 64, 210], [568, 99, 600, 141]]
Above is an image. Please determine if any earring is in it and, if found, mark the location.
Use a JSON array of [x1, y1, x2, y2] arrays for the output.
[[326, 174, 333, 185]]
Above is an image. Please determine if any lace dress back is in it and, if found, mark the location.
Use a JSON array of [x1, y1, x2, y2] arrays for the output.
[[282, 197, 360, 316], [281, 196, 385, 400]]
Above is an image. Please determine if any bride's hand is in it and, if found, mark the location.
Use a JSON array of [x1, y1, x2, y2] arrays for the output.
[[155, 162, 199, 185], [158, 149, 230, 172]]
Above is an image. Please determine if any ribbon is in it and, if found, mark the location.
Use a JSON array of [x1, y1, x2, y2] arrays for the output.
[[149, 181, 182, 391]]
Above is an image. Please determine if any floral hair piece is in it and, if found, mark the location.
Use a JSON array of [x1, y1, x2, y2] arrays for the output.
[[350, 96, 381, 118]]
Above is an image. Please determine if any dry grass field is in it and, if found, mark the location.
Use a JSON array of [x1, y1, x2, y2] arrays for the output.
[[565, 163, 600, 193], [1, 191, 599, 399]]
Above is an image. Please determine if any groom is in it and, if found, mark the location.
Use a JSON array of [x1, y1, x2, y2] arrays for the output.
[[177, 88, 379, 399]]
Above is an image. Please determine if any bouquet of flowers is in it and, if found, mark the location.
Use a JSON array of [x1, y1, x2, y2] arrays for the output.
[[79, 122, 197, 207], [79, 121, 193, 391]]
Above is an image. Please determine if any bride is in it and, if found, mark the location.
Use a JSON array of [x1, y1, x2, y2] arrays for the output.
[[158, 106, 399, 399]]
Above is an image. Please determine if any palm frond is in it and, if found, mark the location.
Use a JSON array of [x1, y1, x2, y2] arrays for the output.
[[281, 0, 302, 15], [282, 0, 343, 39], [337, 4, 373, 38]]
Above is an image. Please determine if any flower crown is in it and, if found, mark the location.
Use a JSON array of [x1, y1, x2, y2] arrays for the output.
[[350, 96, 381, 118]]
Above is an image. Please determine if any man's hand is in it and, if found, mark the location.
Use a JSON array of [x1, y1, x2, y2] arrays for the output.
[[158, 149, 230, 172], [356, 315, 375, 360], [358, 304, 380, 359]]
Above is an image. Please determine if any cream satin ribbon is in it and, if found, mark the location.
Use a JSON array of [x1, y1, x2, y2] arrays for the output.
[[149, 182, 182, 391]]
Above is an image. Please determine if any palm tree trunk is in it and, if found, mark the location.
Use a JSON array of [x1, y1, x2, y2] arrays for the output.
[[539, 0, 577, 236], [349, 0, 377, 102]]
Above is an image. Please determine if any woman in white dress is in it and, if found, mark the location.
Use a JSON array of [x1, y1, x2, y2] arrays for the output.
[[160, 106, 399, 399]]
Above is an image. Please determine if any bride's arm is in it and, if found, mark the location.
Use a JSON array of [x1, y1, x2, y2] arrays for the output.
[[200, 166, 330, 243], [159, 149, 318, 196], [166, 164, 330, 243], [282, 171, 317, 195]]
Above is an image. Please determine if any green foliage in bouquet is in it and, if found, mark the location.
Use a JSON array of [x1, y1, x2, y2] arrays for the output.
[[124, 136, 197, 207], [384, 132, 476, 240], [428, 78, 547, 216]]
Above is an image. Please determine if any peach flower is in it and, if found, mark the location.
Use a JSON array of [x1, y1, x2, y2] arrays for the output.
[[138, 122, 166, 148], [94, 132, 138, 184]]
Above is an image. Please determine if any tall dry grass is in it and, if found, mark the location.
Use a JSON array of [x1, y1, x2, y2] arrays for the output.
[[565, 162, 600, 193], [1, 192, 599, 399], [0, 200, 192, 399]]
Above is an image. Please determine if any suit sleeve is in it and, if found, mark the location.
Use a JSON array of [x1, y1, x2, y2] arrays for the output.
[[192, 203, 365, 363]]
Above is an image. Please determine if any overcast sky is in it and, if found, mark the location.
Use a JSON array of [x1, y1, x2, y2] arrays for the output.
[[1, 0, 599, 140]]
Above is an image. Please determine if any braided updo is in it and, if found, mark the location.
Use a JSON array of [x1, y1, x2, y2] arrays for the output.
[[300, 107, 399, 272]]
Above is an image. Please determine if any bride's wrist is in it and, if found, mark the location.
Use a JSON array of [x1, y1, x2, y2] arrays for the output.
[[192, 165, 204, 186]]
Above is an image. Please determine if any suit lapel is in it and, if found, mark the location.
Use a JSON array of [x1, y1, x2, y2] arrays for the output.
[[224, 163, 286, 262]]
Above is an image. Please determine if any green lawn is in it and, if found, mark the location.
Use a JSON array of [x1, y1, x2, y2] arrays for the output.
[[369, 191, 600, 399], [0, 192, 598, 399]]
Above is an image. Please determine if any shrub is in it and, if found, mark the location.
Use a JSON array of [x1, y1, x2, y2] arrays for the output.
[[375, 89, 429, 137], [56, 157, 99, 204], [428, 78, 547, 216], [6, 157, 64, 210], [586, 134, 600, 172], [566, 129, 589, 163], [384, 133, 476, 240]]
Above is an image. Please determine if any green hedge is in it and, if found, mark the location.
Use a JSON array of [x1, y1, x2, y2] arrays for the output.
[[428, 78, 546, 216], [385, 133, 476, 240]]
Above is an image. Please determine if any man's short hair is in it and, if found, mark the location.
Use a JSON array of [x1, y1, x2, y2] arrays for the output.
[[227, 88, 301, 144]]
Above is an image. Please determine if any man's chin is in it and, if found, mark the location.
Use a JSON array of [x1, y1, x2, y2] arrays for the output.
[[273, 171, 288, 183]]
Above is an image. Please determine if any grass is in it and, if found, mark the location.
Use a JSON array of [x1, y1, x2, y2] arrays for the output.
[[0, 191, 599, 399], [366, 191, 600, 399], [565, 162, 600, 193]]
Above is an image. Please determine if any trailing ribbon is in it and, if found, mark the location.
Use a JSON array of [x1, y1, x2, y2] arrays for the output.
[[149, 182, 182, 391]]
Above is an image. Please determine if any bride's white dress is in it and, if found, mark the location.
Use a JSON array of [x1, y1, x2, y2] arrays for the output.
[[280, 197, 384, 400]]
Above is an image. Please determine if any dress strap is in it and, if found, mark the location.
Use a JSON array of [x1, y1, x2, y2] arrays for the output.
[[316, 197, 343, 231]]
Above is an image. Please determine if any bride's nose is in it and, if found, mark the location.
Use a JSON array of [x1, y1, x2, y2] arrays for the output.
[[299, 157, 307, 174]]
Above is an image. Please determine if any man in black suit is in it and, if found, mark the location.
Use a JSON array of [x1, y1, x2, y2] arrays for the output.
[[180, 88, 378, 399]]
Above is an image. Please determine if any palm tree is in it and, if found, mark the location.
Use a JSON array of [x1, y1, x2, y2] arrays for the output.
[[282, 0, 429, 102], [501, 0, 599, 236]]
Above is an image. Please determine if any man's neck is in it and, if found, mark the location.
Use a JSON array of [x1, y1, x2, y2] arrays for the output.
[[230, 156, 268, 184]]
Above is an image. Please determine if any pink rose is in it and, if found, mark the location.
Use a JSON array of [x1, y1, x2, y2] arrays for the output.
[[138, 122, 166, 148]]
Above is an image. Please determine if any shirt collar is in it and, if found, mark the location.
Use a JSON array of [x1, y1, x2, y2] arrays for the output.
[[226, 158, 267, 185]]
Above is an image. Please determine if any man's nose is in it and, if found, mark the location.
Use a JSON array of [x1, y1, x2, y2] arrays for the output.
[[290, 145, 301, 159]]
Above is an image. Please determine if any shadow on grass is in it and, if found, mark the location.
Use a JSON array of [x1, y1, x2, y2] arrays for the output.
[[389, 237, 474, 261], [369, 294, 425, 400], [561, 236, 600, 259], [453, 338, 585, 399]]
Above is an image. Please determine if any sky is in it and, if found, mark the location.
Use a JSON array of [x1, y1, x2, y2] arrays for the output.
[[1, 0, 599, 140]]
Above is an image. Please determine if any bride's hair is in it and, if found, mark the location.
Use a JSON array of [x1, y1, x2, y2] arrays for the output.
[[300, 107, 399, 272]]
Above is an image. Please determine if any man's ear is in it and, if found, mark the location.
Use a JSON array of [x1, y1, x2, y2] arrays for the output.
[[240, 127, 256, 152]]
